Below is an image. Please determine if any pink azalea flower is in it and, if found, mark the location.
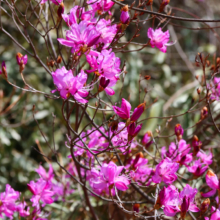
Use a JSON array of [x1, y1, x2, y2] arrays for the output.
[[113, 98, 131, 120], [95, 19, 117, 48], [87, 0, 114, 14], [187, 159, 208, 177], [202, 170, 219, 197], [16, 201, 30, 218], [27, 179, 54, 208], [197, 151, 213, 165], [51, 67, 89, 103], [89, 161, 130, 192], [86, 49, 121, 79], [111, 122, 128, 147], [35, 164, 54, 182], [161, 140, 192, 166], [62, 6, 79, 26], [175, 124, 184, 137], [127, 122, 142, 141], [127, 155, 153, 184], [147, 28, 171, 53], [156, 185, 199, 217], [152, 158, 179, 184], [99, 76, 116, 96], [142, 131, 153, 148], [58, 21, 101, 53], [0, 184, 20, 219], [179, 184, 200, 214]]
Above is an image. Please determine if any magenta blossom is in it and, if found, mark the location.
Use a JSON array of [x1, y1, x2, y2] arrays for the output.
[[27, 179, 54, 208], [179, 184, 200, 215], [86, 49, 121, 79], [89, 161, 130, 192], [127, 156, 153, 184], [174, 124, 184, 137], [88, 0, 114, 14], [161, 140, 192, 166], [156, 185, 199, 217], [0, 61, 6, 75], [51, 67, 89, 103], [95, 19, 117, 49], [197, 151, 213, 166], [58, 21, 101, 53], [17, 201, 30, 218], [111, 122, 128, 147], [155, 185, 180, 216], [205, 207, 220, 220], [0, 184, 20, 219], [62, 6, 95, 26], [209, 77, 220, 101], [152, 158, 179, 184], [113, 98, 131, 120], [147, 28, 172, 53], [187, 159, 208, 177], [35, 164, 54, 182], [62, 6, 79, 26]]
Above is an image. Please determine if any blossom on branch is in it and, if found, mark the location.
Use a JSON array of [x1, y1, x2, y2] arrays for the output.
[[0, 184, 20, 219], [89, 161, 130, 193], [27, 179, 54, 208], [147, 28, 173, 53], [152, 158, 179, 184], [51, 67, 89, 103]]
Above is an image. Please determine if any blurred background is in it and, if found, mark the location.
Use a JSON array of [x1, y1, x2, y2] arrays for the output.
[[0, 0, 220, 218]]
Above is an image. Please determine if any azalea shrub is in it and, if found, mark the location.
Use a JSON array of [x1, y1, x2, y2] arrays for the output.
[[1, 0, 220, 219]]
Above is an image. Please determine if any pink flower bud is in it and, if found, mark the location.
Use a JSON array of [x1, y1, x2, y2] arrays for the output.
[[142, 131, 152, 144], [175, 124, 184, 136], [113, 98, 131, 120], [147, 28, 171, 53], [120, 5, 130, 24], [130, 102, 145, 122], [100, 77, 110, 89], [16, 53, 28, 66], [127, 122, 142, 141], [181, 196, 190, 219]]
